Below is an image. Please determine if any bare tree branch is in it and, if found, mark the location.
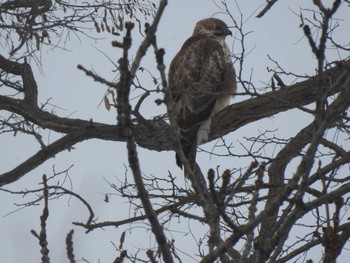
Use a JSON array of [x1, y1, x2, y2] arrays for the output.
[[1, 60, 349, 186], [211, 60, 349, 140], [256, 0, 279, 18], [112, 1, 173, 262]]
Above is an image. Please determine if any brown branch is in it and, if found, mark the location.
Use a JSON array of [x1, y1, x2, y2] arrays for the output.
[[51, 186, 95, 226], [0, 54, 24, 74], [202, 68, 350, 262], [30, 174, 50, 263], [1, 61, 348, 147], [0, 0, 48, 9], [22, 60, 38, 106], [66, 230, 76, 263], [0, 132, 92, 186], [276, 222, 350, 263], [256, 0, 279, 18], [0, 61, 348, 186], [73, 201, 186, 231], [210, 60, 349, 140], [265, 69, 350, 261], [256, 122, 316, 256], [113, 1, 173, 262], [335, 222, 350, 259], [308, 151, 350, 187], [275, 239, 320, 263], [0, 55, 38, 105], [77, 64, 117, 88], [200, 181, 350, 263]]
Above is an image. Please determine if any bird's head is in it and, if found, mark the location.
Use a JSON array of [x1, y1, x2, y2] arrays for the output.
[[193, 18, 232, 38]]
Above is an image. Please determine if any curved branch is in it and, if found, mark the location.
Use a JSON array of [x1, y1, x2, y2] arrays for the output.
[[0, 55, 38, 105], [0, 95, 174, 151], [256, 122, 316, 256], [1, 61, 348, 152], [0, 132, 92, 186], [210, 61, 349, 140], [0, 54, 24, 74], [1, 61, 348, 187]]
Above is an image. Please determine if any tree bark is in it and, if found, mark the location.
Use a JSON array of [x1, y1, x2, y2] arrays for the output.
[[0, 60, 348, 186]]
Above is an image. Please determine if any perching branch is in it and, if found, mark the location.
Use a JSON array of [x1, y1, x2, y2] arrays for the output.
[[210, 60, 349, 140], [0, 60, 349, 186]]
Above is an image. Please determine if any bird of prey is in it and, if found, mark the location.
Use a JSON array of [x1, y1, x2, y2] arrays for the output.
[[168, 18, 237, 172]]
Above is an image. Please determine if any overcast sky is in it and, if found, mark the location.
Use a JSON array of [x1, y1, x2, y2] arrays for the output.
[[1, 0, 350, 262]]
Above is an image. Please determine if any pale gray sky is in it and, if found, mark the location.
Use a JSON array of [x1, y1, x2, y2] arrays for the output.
[[1, 0, 350, 262]]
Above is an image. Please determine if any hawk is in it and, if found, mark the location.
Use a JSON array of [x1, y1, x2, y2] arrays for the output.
[[168, 18, 236, 172]]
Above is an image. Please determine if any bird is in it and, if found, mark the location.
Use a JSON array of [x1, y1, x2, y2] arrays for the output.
[[168, 17, 237, 173]]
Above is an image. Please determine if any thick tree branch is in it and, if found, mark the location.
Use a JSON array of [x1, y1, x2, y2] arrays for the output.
[[0, 132, 93, 186], [0, 54, 24, 74], [0, 95, 173, 150], [210, 61, 349, 140], [1, 61, 348, 151], [202, 66, 350, 262], [0, 0, 50, 10], [256, 122, 316, 257], [260, 65, 350, 261], [0, 54, 37, 105], [22, 61, 38, 106], [0, 61, 349, 186]]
